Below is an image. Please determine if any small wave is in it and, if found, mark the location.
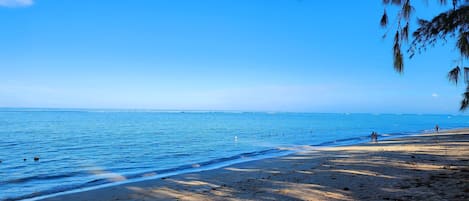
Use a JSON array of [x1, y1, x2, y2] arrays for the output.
[[2, 172, 82, 185], [10, 149, 290, 201]]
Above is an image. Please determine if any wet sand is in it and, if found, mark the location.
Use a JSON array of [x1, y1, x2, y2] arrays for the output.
[[42, 129, 469, 201]]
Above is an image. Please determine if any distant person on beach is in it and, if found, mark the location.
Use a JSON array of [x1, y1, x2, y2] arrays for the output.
[[370, 131, 378, 142], [435, 124, 439, 133]]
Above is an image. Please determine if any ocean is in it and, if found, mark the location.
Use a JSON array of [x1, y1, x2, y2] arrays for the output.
[[0, 109, 467, 201]]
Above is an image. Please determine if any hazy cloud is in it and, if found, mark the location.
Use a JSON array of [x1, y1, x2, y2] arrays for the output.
[[432, 93, 439, 98], [0, 0, 34, 7]]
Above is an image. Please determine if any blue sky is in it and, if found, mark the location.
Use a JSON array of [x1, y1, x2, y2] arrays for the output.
[[0, 0, 465, 113]]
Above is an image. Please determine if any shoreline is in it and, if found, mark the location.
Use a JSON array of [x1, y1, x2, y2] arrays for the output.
[[16, 127, 441, 201], [12, 128, 426, 201], [34, 128, 469, 201]]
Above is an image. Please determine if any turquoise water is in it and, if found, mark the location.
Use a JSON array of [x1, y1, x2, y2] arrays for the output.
[[0, 109, 467, 201]]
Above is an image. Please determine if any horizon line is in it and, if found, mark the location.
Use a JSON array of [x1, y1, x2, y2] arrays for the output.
[[0, 106, 464, 116]]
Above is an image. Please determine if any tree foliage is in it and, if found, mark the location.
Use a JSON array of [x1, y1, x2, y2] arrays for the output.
[[381, 0, 469, 110]]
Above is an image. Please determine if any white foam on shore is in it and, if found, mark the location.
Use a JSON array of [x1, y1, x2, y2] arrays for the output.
[[20, 149, 295, 201]]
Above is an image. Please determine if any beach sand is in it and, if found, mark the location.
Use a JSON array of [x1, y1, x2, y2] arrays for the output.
[[42, 129, 469, 201]]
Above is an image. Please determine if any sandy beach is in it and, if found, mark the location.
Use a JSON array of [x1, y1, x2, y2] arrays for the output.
[[41, 129, 469, 201]]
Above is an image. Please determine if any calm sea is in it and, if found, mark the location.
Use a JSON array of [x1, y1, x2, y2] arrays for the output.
[[0, 109, 467, 200]]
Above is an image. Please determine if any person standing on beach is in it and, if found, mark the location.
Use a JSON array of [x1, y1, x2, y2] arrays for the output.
[[435, 124, 439, 133], [370, 131, 378, 142]]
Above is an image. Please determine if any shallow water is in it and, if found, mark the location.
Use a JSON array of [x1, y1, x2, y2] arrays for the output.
[[0, 109, 467, 200]]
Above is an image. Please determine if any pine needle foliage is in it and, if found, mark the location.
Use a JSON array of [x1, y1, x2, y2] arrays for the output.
[[380, 0, 469, 110], [448, 66, 460, 84]]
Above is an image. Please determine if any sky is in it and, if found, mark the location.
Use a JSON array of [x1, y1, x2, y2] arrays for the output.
[[0, 0, 466, 113]]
